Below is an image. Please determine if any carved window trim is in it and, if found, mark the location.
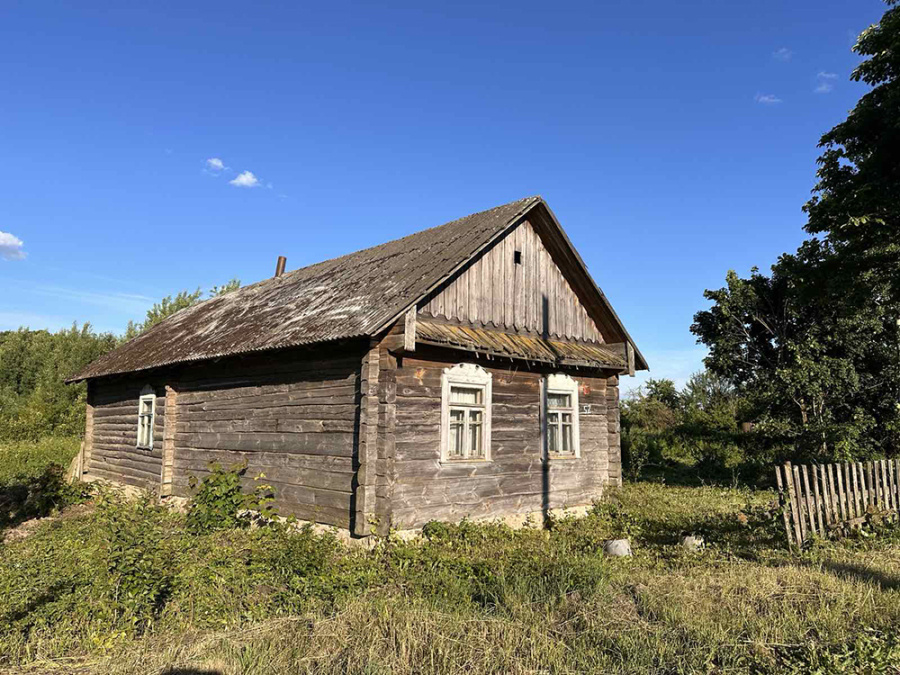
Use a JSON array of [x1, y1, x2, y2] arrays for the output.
[[543, 373, 580, 459], [440, 363, 493, 463], [136, 386, 156, 450]]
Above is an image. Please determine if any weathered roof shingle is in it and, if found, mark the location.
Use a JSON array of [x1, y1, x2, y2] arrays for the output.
[[71, 197, 541, 381]]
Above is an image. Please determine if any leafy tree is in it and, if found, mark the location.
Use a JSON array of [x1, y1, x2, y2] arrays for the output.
[[0, 278, 241, 442], [803, 0, 900, 302], [622, 373, 750, 481], [0, 325, 119, 441], [692, 1, 900, 463]]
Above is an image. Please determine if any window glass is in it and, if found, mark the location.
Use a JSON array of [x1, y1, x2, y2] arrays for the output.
[[548, 393, 571, 409], [468, 410, 483, 458], [561, 413, 573, 454], [546, 377, 578, 457], [442, 364, 491, 462], [449, 409, 465, 457], [137, 393, 155, 449], [451, 386, 482, 405]]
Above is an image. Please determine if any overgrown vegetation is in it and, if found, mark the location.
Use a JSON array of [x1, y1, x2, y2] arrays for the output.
[[4, 461, 900, 674], [185, 461, 278, 533], [0, 437, 88, 530], [622, 373, 782, 484]]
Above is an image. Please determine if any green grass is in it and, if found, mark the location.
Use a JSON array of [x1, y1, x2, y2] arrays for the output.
[[0, 436, 85, 532], [0, 436, 80, 485], [3, 443, 900, 674]]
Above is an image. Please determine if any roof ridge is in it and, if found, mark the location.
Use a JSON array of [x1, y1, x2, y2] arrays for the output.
[[277, 195, 541, 281]]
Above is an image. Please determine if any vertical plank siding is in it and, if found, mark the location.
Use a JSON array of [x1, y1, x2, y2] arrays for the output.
[[420, 220, 604, 343], [391, 349, 618, 529], [159, 386, 178, 497], [777, 459, 900, 547]]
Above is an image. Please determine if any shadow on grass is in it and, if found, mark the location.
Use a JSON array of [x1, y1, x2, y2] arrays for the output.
[[161, 670, 224, 675], [820, 560, 900, 592], [0, 464, 86, 534], [636, 461, 771, 491], [630, 510, 783, 556]]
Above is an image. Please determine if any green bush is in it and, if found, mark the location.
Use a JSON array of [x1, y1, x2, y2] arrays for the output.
[[186, 461, 278, 533], [94, 492, 175, 631]]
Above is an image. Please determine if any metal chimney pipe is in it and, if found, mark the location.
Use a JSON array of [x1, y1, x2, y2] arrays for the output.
[[274, 256, 287, 278]]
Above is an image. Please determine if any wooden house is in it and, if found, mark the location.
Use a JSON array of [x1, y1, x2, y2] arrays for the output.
[[70, 197, 647, 535]]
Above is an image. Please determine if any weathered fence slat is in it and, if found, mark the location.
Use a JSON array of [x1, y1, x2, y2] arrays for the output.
[[859, 463, 868, 513], [777, 458, 900, 548], [812, 464, 824, 533], [775, 466, 794, 549], [784, 462, 803, 545], [793, 464, 807, 541], [836, 464, 848, 523], [801, 465, 816, 535], [865, 461, 875, 509], [828, 463, 839, 524], [821, 464, 833, 526], [890, 460, 897, 512]]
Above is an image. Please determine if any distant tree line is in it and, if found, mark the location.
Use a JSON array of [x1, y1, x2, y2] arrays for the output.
[[0, 279, 239, 442]]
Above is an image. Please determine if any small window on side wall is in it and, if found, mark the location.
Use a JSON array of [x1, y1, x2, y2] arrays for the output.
[[545, 374, 580, 458], [441, 363, 492, 462], [137, 387, 156, 450]]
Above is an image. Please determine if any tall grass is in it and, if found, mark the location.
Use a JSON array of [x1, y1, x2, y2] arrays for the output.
[[3, 448, 900, 673]]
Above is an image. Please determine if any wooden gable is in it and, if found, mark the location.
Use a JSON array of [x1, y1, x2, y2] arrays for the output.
[[419, 218, 605, 343]]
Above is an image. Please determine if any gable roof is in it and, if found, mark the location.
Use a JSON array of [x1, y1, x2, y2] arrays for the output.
[[71, 196, 646, 382]]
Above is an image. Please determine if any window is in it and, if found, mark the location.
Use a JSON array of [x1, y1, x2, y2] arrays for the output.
[[441, 363, 492, 462], [137, 388, 156, 450], [544, 374, 580, 458]]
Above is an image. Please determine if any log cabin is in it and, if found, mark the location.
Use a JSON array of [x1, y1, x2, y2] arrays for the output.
[[69, 196, 647, 535]]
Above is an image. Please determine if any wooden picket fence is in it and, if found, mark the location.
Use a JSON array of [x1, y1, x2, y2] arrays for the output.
[[775, 460, 900, 548]]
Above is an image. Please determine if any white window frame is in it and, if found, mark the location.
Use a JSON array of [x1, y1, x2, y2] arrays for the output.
[[136, 386, 156, 450], [543, 373, 580, 459], [440, 363, 492, 463]]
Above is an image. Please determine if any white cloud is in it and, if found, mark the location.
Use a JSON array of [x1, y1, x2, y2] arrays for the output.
[[755, 93, 782, 105], [206, 157, 225, 171], [0, 231, 26, 260], [815, 71, 838, 94], [229, 170, 260, 188], [772, 47, 793, 62], [31, 285, 155, 314]]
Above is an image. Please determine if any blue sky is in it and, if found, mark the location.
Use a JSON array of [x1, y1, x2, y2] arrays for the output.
[[0, 1, 886, 393]]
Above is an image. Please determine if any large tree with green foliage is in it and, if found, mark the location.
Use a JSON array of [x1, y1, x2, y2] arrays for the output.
[[0, 325, 119, 441], [692, 1, 900, 462]]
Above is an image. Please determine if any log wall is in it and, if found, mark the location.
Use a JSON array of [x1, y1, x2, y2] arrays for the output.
[[169, 350, 364, 529], [420, 220, 604, 343], [83, 339, 623, 533], [88, 380, 166, 488], [391, 348, 620, 529]]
